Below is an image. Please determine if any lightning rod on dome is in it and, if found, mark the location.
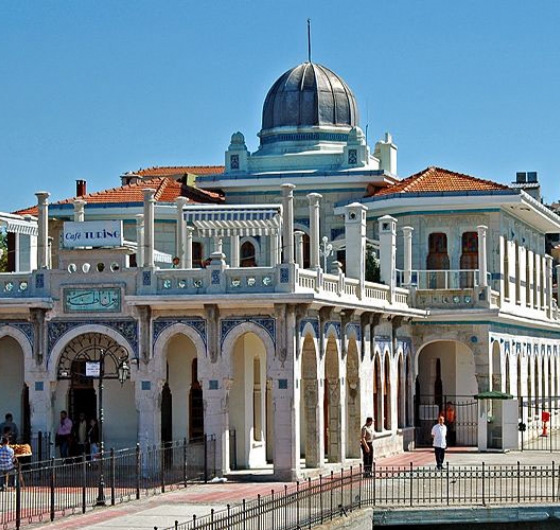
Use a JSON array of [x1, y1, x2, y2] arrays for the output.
[[307, 18, 312, 63]]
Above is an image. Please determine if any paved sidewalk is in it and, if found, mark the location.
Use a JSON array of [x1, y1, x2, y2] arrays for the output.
[[27, 448, 560, 530]]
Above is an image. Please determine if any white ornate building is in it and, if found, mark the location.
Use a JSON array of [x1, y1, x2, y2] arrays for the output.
[[1, 61, 559, 480]]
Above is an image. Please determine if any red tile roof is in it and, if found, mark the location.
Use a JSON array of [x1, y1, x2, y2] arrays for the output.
[[133, 166, 224, 177], [14, 177, 224, 216], [370, 166, 510, 197]]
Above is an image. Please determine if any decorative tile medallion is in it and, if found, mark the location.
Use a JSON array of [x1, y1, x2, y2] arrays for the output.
[[211, 270, 221, 285]]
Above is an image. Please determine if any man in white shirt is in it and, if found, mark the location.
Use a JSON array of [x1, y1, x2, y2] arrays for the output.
[[360, 417, 374, 477], [431, 415, 447, 470]]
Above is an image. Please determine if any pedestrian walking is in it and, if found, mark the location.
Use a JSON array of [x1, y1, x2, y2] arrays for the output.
[[360, 416, 374, 477], [431, 415, 447, 470]]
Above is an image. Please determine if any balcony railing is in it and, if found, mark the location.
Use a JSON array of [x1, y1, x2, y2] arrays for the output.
[[397, 269, 481, 290]]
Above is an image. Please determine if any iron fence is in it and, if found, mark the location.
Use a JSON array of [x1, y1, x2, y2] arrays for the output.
[[0, 435, 215, 530], [156, 461, 560, 530]]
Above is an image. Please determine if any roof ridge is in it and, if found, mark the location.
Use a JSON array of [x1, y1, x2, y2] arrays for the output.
[[430, 166, 509, 190]]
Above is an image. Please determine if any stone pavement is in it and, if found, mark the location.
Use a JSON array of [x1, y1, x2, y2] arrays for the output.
[[27, 448, 560, 530]]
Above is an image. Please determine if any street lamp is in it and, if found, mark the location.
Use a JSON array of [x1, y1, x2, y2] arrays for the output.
[[91, 349, 130, 506], [320, 236, 333, 272]]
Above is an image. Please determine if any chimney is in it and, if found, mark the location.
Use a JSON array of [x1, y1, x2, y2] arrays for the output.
[[76, 179, 87, 197]]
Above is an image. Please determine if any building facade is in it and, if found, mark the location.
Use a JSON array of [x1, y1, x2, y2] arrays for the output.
[[1, 61, 559, 480]]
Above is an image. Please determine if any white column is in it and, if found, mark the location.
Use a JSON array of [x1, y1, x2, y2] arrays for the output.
[[175, 197, 188, 267], [230, 235, 240, 267], [556, 265, 560, 312], [214, 237, 223, 255], [270, 230, 280, 267], [186, 227, 194, 268], [534, 254, 541, 309], [378, 215, 397, 290], [547, 256, 553, 318], [135, 214, 144, 268], [307, 193, 321, 269], [281, 184, 295, 264], [73, 199, 86, 222], [142, 189, 156, 268], [35, 192, 50, 269], [542, 255, 548, 310], [294, 231, 304, 268], [402, 226, 414, 285], [477, 225, 488, 287], [345, 203, 368, 292], [527, 249, 534, 308]]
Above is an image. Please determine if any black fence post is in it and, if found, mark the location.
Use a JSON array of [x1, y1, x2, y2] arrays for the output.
[[319, 474, 323, 524], [160, 444, 165, 493], [203, 434, 208, 484], [329, 471, 333, 521], [482, 462, 486, 506], [409, 462, 413, 507], [183, 437, 188, 487], [110, 448, 116, 506], [50, 457, 55, 522], [136, 443, 141, 500], [82, 454, 87, 514], [15, 462, 21, 530]]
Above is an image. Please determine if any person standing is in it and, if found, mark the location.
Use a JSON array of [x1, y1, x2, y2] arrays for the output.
[[56, 410, 73, 459], [74, 412, 88, 456], [431, 415, 447, 470], [0, 436, 16, 491], [0, 413, 19, 443], [360, 416, 374, 477]]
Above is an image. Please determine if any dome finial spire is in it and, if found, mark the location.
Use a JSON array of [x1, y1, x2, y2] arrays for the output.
[[307, 18, 312, 63]]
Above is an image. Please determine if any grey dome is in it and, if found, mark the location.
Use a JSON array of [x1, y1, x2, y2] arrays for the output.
[[261, 62, 360, 131]]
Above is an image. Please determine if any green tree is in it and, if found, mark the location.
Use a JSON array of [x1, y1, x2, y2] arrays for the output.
[[0, 230, 7, 272], [365, 244, 380, 283]]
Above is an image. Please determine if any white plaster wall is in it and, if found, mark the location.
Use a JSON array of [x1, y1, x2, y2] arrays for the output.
[[230, 333, 267, 469], [166, 334, 196, 441], [0, 336, 25, 435]]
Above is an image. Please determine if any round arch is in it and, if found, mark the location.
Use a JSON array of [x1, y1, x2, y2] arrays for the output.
[[47, 324, 136, 380]]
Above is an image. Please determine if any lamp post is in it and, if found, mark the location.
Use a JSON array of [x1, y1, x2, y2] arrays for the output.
[[94, 349, 130, 507], [320, 236, 333, 272], [96, 349, 106, 506]]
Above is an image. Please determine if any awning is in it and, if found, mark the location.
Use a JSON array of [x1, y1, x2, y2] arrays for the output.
[[0, 215, 38, 236], [474, 390, 514, 400], [183, 205, 282, 237]]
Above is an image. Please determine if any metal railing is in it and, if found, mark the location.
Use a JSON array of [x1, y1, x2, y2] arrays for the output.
[[156, 462, 560, 530], [0, 436, 215, 530]]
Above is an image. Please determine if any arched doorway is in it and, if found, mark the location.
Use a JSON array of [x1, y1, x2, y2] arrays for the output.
[[415, 340, 478, 447], [229, 332, 269, 469], [163, 334, 202, 442], [55, 332, 136, 449], [0, 336, 26, 442]]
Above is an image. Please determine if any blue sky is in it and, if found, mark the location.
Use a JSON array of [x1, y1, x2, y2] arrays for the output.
[[1, 1, 559, 212]]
